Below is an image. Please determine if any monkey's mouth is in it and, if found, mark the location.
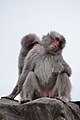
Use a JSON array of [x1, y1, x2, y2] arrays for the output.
[[51, 44, 59, 49]]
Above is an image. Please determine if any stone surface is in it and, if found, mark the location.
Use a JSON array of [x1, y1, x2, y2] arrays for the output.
[[0, 97, 80, 120]]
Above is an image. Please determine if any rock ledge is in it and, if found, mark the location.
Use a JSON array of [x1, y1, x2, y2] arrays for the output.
[[0, 97, 80, 120]]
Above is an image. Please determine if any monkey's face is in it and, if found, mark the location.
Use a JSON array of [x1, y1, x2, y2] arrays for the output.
[[42, 31, 66, 53], [50, 37, 60, 50]]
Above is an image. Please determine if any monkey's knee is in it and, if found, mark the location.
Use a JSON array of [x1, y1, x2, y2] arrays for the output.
[[61, 73, 72, 90], [23, 71, 36, 92], [23, 71, 37, 86], [22, 71, 40, 101], [57, 73, 72, 101], [27, 71, 37, 79]]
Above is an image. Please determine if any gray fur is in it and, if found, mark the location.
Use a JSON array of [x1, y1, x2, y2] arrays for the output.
[[18, 34, 40, 99], [18, 33, 40, 75], [3, 31, 72, 103]]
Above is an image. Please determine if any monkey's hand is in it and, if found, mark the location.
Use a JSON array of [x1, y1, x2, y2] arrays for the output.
[[1, 94, 14, 100], [53, 63, 64, 76], [1, 94, 19, 102], [56, 96, 69, 103]]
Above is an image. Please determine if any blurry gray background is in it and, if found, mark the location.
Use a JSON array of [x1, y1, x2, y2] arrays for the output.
[[0, 0, 80, 101]]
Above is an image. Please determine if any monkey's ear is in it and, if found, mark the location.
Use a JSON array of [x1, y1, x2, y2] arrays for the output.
[[59, 36, 66, 50]]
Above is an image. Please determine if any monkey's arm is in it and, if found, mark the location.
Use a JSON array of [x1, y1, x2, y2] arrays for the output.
[[18, 48, 26, 75], [2, 65, 32, 100], [61, 60, 72, 77]]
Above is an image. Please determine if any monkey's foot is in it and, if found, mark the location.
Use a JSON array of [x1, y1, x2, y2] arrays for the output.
[[1, 96, 19, 102], [56, 96, 69, 103], [20, 98, 31, 104]]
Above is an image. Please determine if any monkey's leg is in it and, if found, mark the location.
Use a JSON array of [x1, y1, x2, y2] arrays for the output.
[[58, 73, 71, 101], [49, 73, 72, 102], [20, 91, 23, 100], [20, 71, 42, 103]]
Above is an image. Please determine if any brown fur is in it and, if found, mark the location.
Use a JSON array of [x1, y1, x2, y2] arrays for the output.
[[18, 34, 40, 75]]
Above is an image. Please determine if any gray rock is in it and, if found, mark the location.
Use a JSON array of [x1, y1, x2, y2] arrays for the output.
[[0, 97, 80, 120]]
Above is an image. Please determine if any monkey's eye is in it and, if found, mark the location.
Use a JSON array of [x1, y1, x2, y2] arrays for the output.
[[55, 37, 60, 41]]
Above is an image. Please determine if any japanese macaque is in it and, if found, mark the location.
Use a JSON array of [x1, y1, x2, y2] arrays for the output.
[[18, 34, 40, 75], [18, 34, 40, 99], [2, 31, 72, 103]]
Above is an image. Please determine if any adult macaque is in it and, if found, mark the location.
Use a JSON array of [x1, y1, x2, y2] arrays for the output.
[[2, 31, 72, 103]]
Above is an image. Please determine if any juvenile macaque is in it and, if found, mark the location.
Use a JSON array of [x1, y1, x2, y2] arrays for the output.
[[18, 34, 40, 99], [2, 31, 72, 103], [18, 34, 40, 75]]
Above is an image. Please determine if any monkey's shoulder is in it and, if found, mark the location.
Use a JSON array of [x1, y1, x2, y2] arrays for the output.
[[28, 44, 44, 55], [24, 44, 42, 61], [25, 44, 64, 63]]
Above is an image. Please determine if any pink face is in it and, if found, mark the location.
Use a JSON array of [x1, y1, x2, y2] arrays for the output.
[[51, 37, 60, 49]]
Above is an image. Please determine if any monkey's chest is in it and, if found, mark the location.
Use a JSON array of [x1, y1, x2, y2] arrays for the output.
[[34, 57, 56, 87]]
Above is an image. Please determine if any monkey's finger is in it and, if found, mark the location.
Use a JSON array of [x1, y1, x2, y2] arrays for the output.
[[1, 96, 19, 102]]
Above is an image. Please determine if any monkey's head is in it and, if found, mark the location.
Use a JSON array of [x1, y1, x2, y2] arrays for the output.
[[42, 31, 66, 54], [21, 34, 39, 50]]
